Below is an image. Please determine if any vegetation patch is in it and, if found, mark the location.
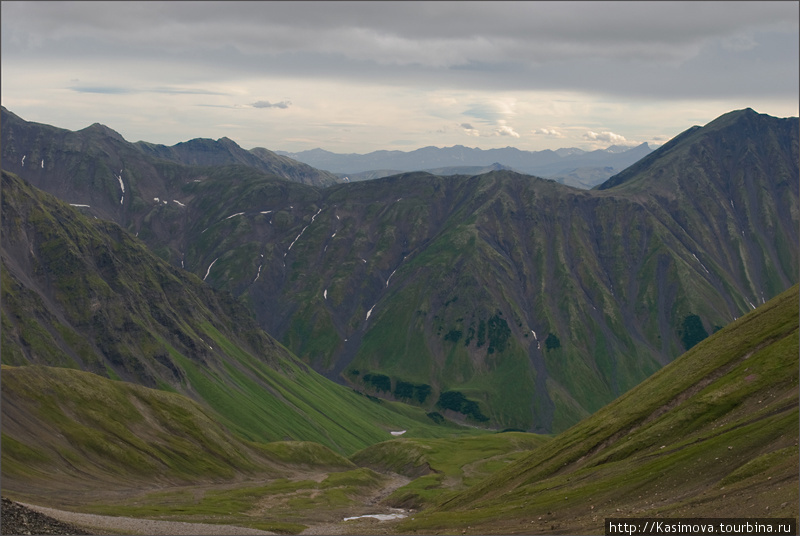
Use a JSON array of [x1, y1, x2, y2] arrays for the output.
[[436, 390, 489, 422], [681, 313, 709, 350], [545, 332, 561, 350]]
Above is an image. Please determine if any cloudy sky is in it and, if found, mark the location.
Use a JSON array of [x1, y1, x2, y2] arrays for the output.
[[2, 1, 797, 153]]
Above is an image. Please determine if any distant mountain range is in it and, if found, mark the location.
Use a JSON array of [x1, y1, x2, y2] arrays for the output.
[[2, 107, 796, 434], [277, 143, 655, 188]]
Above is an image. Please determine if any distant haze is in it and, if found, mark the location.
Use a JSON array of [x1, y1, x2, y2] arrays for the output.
[[1, 1, 797, 153]]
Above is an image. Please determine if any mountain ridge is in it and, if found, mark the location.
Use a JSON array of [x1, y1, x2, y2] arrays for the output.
[[2, 108, 796, 433]]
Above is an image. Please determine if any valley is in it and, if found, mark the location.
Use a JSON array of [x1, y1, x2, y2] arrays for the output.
[[1, 107, 797, 534]]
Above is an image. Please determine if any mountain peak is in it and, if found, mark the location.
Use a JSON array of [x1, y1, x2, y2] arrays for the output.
[[80, 122, 127, 142]]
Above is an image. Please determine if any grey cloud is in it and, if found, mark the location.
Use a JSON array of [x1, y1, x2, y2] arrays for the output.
[[252, 100, 291, 109], [8, 2, 797, 61], [69, 85, 228, 96], [70, 86, 133, 95], [463, 102, 515, 124], [4, 2, 798, 102]]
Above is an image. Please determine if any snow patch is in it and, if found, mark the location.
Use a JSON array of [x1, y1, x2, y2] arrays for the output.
[[154, 197, 160, 203], [260, 210, 272, 214], [225, 212, 245, 220], [730, 199, 735, 209], [116, 173, 125, 205], [21, 155, 25, 167], [288, 208, 322, 251], [173, 200, 185, 207], [331, 232, 336, 238], [203, 258, 219, 281], [386, 268, 398, 287], [324, 289, 328, 300], [366, 305, 375, 321], [390, 430, 406, 436], [344, 514, 406, 522], [69, 204, 90, 207], [41, 159, 44, 169], [692, 253, 710, 274], [253, 264, 263, 283], [531, 330, 537, 340]]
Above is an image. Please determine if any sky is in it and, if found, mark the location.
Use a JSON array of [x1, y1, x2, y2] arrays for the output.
[[2, 1, 798, 154]]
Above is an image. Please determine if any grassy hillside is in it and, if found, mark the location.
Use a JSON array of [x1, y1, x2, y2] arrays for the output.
[[397, 284, 799, 534], [1, 170, 476, 466], [1, 364, 354, 494], [349, 432, 551, 510]]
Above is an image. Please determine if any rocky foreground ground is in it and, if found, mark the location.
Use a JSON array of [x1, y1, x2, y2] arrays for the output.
[[1, 498, 91, 535]]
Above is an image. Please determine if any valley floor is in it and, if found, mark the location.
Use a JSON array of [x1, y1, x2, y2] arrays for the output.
[[2, 471, 415, 536]]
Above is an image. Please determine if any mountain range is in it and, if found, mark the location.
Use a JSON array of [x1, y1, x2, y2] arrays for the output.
[[2, 107, 797, 435], [1, 106, 797, 533], [276, 142, 655, 188]]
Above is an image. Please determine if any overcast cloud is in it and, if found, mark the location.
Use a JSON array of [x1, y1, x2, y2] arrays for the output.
[[2, 1, 797, 152]]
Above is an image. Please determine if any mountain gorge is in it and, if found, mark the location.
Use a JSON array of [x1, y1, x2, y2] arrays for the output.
[[2, 108, 797, 435]]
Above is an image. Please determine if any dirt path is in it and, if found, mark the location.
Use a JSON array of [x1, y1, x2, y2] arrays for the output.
[[19, 503, 276, 535]]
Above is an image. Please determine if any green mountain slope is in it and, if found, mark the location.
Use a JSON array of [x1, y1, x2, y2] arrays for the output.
[[1, 170, 472, 459], [1, 364, 355, 496], [3, 108, 797, 434], [399, 285, 799, 534]]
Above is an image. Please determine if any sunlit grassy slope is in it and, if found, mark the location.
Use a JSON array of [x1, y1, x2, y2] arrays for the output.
[[1, 364, 353, 489], [398, 284, 799, 534]]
